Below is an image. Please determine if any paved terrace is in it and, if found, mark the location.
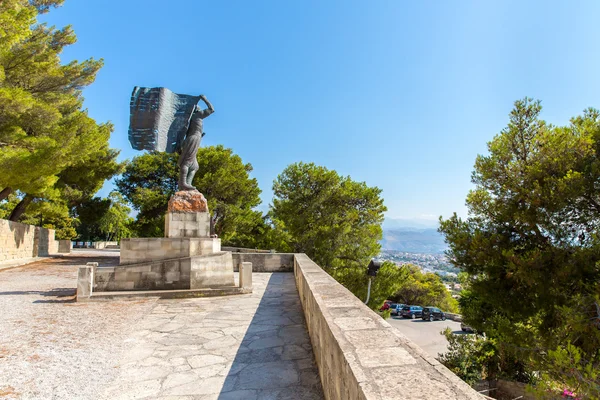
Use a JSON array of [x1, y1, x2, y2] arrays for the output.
[[1, 250, 482, 400], [0, 253, 323, 399]]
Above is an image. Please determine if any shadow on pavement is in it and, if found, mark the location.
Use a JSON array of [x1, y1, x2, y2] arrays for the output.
[[218, 273, 324, 399], [0, 287, 76, 303], [0, 288, 75, 297]]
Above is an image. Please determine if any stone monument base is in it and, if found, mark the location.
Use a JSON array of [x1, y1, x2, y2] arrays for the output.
[[120, 237, 221, 264], [93, 251, 235, 291], [88, 191, 239, 295]]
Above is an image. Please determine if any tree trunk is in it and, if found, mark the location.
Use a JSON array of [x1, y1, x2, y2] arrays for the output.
[[0, 187, 12, 201], [8, 194, 34, 222]]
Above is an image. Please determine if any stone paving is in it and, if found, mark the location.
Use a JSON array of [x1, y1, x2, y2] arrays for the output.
[[101, 272, 324, 400], [0, 253, 324, 399]]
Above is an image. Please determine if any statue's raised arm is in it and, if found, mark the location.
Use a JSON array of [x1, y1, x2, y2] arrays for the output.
[[197, 94, 215, 118]]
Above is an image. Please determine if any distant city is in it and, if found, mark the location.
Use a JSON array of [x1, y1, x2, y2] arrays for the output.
[[378, 249, 459, 277]]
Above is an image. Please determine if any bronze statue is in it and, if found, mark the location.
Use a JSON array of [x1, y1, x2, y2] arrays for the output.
[[127, 87, 215, 192], [177, 95, 214, 191]]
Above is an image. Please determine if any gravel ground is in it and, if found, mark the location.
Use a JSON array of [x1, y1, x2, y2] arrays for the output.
[[0, 254, 156, 400]]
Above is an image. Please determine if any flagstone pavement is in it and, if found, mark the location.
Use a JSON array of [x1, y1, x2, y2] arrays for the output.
[[101, 272, 324, 400], [0, 253, 323, 400]]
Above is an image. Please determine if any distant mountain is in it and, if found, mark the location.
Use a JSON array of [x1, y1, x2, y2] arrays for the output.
[[382, 217, 439, 230], [381, 227, 447, 254]]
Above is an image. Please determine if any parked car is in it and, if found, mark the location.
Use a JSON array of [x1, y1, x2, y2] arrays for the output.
[[380, 301, 391, 311], [460, 322, 474, 332], [400, 305, 423, 319], [422, 307, 446, 321], [390, 303, 404, 316]]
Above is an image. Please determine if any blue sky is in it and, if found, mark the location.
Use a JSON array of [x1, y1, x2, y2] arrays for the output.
[[41, 1, 600, 225]]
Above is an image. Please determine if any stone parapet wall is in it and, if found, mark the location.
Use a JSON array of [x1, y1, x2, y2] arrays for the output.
[[0, 219, 67, 262], [231, 252, 294, 272], [222, 246, 271, 254], [293, 253, 482, 400]]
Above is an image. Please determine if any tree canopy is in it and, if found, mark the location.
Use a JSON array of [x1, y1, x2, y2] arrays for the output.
[[0, 0, 120, 226], [391, 265, 458, 313], [115, 146, 263, 245], [271, 162, 393, 309], [440, 98, 600, 397]]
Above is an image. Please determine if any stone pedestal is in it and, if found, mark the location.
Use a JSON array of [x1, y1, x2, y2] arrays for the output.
[[165, 212, 211, 238], [168, 190, 209, 213], [103, 191, 238, 293], [165, 191, 211, 238]]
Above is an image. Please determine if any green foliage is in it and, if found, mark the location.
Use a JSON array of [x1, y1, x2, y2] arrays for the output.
[[378, 308, 392, 320], [194, 145, 262, 245], [272, 162, 386, 268], [439, 98, 600, 397], [271, 162, 394, 310], [115, 151, 177, 237], [97, 192, 132, 241], [334, 261, 408, 310], [75, 197, 110, 241], [0, 0, 120, 220], [391, 265, 459, 313], [116, 146, 263, 246], [438, 328, 498, 385]]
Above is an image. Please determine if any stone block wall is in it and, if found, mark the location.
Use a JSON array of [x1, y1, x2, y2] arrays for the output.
[[94, 258, 191, 291], [231, 253, 294, 272], [0, 219, 65, 261], [120, 237, 221, 264], [0, 219, 37, 261], [222, 246, 271, 253], [293, 253, 482, 400], [165, 212, 210, 238]]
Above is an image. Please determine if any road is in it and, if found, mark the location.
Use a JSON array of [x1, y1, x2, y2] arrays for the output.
[[387, 315, 468, 359]]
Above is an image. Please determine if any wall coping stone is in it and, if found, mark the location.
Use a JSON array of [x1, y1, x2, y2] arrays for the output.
[[293, 253, 483, 400]]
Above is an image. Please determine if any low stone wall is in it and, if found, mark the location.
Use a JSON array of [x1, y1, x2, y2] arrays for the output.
[[93, 241, 119, 249], [231, 252, 294, 272], [294, 253, 482, 400], [0, 219, 37, 261], [0, 219, 68, 262], [222, 246, 271, 253], [445, 312, 463, 322], [495, 379, 537, 400]]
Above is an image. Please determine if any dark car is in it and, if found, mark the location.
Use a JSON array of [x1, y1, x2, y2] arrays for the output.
[[422, 307, 446, 321], [400, 305, 423, 319]]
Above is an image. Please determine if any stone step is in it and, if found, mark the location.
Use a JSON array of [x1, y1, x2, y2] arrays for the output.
[[120, 237, 221, 265], [94, 252, 235, 292], [80, 286, 251, 302]]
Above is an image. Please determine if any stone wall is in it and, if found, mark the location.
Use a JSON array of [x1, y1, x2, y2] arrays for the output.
[[94, 258, 191, 291], [231, 252, 294, 272], [0, 219, 37, 261], [93, 241, 119, 249], [222, 246, 271, 253], [293, 253, 482, 400], [0, 219, 66, 262]]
